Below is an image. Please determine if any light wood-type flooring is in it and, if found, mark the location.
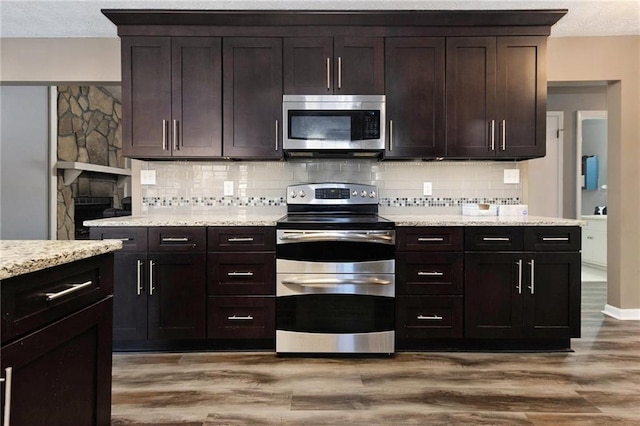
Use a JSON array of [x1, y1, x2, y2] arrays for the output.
[[111, 273, 640, 425]]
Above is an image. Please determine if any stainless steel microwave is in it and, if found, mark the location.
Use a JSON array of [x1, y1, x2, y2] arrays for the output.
[[282, 95, 385, 157]]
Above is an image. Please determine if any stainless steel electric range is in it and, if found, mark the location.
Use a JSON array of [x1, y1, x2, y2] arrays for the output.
[[275, 182, 395, 355]]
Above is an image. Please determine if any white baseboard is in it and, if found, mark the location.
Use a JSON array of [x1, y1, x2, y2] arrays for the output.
[[602, 304, 640, 320]]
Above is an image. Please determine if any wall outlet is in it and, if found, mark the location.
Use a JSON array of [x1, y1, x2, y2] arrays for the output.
[[140, 170, 156, 185], [504, 169, 520, 184], [423, 182, 433, 196], [224, 181, 234, 196]]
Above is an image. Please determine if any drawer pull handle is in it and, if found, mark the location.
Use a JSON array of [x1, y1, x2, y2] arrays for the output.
[[162, 237, 189, 242], [116, 238, 132, 242], [227, 271, 254, 277], [483, 237, 510, 242], [542, 237, 569, 242], [2, 367, 12, 426], [45, 280, 93, 301], [418, 271, 444, 277], [227, 237, 255, 242], [417, 315, 443, 320], [228, 315, 254, 321], [417, 237, 444, 242]]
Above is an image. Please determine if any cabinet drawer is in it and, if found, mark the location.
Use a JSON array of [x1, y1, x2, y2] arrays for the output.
[[148, 227, 206, 252], [207, 296, 275, 339], [90, 227, 148, 252], [396, 296, 463, 338], [396, 253, 463, 295], [208, 253, 275, 295], [465, 227, 523, 251], [524, 226, 581, 252], [208, 227, 275, 251], [396, 227, 463, 251], [1, 254, 114, 344]]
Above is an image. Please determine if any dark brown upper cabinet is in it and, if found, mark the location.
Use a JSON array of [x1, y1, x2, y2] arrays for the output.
[[222, 38, 283, 159], [283, 37, 384, 95], [121, 37, 222, 158], [445, 36, 547, 159], [384, 37, 446, 159]]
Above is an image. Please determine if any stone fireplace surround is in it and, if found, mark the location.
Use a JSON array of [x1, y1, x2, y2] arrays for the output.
[[56, 85, 125, 239]]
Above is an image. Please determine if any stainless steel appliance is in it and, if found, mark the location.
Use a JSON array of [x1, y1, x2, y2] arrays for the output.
[[276, 182, 395, 354], [282, 95, 385, 157]]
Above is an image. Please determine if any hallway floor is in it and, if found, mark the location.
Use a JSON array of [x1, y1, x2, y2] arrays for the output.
[[111, 280, 640, 425]]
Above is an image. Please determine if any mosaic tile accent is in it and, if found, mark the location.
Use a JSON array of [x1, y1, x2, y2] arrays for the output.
[[379, 197, 521, 208]]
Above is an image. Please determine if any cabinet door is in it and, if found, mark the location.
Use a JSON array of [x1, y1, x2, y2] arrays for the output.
[[171, 37, 223, 157], [147, 253, 206, 340], [112, 253, 148, 341], [283, 37, 333, 94], [1, 298, 112, 426], [121, 37, 172, 158], [334, 37, 384, 95], [523, 252, 581, 338], [222, 38, 283, 159], [385, 38, 445, 158], [465, 252, 523, 338], [496, 37, 547, 158], [445, 37, 497, 158]]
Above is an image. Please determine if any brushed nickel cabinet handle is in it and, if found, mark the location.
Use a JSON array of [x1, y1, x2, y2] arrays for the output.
[[227, 271, 254, 277], [389, 120, 393, 151], [136, 259, 143, 296], [162, 119, 168, 150], [528, 259, 535, 294], [516, 259, 523, 295], [542, 237, 569, 242], [417, 315, 443, 320], [228, 237, 254, 243], [162, 237, 189, 242], [149, 260, 156, 296], [228, 315, 254, 321], [116, 238, 132, 242], [490, 119, 496, 151], [337, 56, 342, 89], [418, 237, 444, 242], [275, 119, 279, 151], [501, 119, 506, 151], [326, 57, 331, 90], [418, 271, 444, 277], [483, 237, 510, 242], [173, 119, 179, 150], [2, 367, 12, 426], [45, 281, 93, 301]]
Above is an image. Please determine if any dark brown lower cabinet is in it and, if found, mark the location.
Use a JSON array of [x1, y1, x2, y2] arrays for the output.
[[112, 252, 148, 340], [1, 298, 113, 426], [465, 252, 581, 339], [208, 296, 275, 339]]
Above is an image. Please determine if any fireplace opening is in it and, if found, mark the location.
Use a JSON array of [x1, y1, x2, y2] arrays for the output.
[[74, 197, 112, 239]]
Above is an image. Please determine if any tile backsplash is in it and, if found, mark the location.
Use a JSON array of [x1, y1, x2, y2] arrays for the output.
[[138, 160, 521, 215]]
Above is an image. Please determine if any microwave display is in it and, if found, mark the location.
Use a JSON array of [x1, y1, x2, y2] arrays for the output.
[[288, 110, 380, 142]]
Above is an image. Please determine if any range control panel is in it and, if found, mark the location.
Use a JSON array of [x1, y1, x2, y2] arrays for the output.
[[286, 183, 379, 205]]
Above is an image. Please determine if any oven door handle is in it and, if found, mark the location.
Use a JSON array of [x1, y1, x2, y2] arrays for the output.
[[281, 277, 392, 287], [278, 232, 394, 244]]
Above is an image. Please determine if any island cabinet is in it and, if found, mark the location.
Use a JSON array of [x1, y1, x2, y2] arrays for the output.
[[446, 36, 547, 159], [384, 38, 446, 159], [91, 227, 206, 348], [395, 227, 464, 349], [121, 37, 222, 158], [1, 254, 114, 426], [464, 226, 581, 340], [207, 227, 276, 349], [222, 38, 283, 159], [283, 37, 384, 95]]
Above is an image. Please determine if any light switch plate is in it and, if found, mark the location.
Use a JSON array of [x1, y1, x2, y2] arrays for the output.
[[224, 181, 234, 196], [504, 169, 520, 184], [423, 182, 433, 196], [140, 170, 156, 185]]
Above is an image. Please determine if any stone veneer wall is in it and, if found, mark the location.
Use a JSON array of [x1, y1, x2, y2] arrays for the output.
[[56, 86, 124, 239]]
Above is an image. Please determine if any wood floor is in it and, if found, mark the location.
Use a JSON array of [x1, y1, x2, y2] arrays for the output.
[[111, 279, 640, 425]]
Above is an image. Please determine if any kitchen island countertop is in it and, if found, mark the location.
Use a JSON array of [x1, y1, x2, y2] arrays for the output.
[[0, 239, 123, 280], [85, 213, 586, 228]]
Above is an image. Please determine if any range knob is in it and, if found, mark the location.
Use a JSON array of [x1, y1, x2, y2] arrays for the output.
[[298, 190, 306, 198], [360, 190, 368, 197], [369, 191, 376, 198], [290, 191, 297, 198], [352, 190, 358, 197]]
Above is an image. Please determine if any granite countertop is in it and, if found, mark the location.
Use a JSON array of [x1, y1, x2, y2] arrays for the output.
[[85, 213, 586, 228], [0, 240, 123, 280], [385, 214, 587, 227]]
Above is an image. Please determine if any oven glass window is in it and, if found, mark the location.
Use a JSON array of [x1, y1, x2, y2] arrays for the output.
[[277, 241, 394, 262]]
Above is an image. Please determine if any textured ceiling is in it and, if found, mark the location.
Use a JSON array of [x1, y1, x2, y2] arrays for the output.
[[0, 0, 639, 38]]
